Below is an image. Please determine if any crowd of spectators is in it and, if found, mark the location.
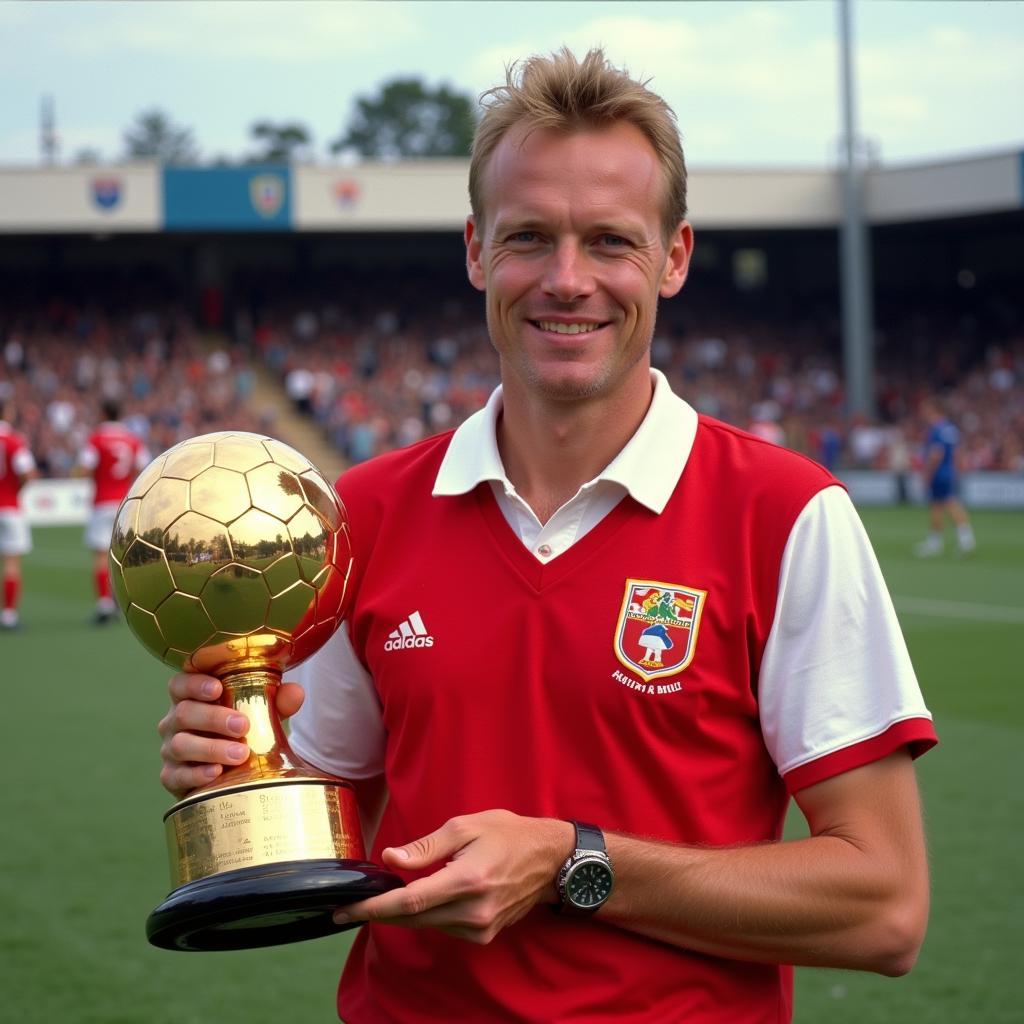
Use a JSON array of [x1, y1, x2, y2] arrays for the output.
[[255, 294, 1024, 476], [0, 300, 271, 477], [2, 292, 1021, 481]]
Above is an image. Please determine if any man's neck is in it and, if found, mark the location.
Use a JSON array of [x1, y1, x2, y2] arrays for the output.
[[496, 373, 654, 525]]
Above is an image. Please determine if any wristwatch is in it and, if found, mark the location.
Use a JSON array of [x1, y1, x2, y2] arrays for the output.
[[555, 820, 614, 914]]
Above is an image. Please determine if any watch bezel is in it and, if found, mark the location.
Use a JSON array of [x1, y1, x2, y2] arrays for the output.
[[562, 853, 615, 910]]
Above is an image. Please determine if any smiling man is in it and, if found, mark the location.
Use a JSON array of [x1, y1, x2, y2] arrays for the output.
[[160, 48, 937, 1023]]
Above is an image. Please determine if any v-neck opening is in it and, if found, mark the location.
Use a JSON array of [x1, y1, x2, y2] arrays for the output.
[[473, 483, 641, 591]]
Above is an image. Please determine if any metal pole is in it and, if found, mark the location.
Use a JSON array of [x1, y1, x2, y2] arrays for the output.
[[838, 0, 875, 418]]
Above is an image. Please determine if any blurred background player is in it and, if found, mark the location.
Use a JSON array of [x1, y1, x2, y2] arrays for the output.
[[0, 402, 38, 629], [915, 396, 976, 557], [76, 399, 151, 623]]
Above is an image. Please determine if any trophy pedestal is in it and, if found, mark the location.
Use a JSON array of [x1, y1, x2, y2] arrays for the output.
[[147, 858, 401, 951]]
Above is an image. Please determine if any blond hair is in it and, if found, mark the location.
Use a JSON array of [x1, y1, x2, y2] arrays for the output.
[[469, 47, 687, 240]]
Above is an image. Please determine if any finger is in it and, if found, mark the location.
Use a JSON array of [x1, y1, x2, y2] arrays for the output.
[[161, 728, 250, 769], [335, 867, 463, 924], [383, 817, 474, 871], [160, 760, 225, 800], [168, 673, 222, 704], [163, 699, 249, 740], [275, 682, 305, 720]]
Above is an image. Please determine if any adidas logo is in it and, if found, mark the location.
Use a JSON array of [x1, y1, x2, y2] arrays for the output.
[[384, 611, 435, 651]]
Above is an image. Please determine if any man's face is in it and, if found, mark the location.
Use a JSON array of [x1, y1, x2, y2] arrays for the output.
[[466, 121, 692, 406]]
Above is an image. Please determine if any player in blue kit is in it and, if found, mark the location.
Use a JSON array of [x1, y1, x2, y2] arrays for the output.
[[915, 397, 976, 557]]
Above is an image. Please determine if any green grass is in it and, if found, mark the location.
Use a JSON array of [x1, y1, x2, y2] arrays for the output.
[[1, 509, 1021, 1022]]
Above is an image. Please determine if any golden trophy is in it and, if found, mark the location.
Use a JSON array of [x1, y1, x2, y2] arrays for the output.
[[109, 431, 401, 951]]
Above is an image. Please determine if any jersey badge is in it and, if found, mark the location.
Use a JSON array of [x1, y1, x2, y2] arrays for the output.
[[614, 579, 707, 681]]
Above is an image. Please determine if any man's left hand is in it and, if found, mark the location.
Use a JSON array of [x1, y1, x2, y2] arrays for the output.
[[333, 810, 574, 944]]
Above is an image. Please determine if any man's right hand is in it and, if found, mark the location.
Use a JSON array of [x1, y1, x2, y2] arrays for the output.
[[158, 674, 305, 800]]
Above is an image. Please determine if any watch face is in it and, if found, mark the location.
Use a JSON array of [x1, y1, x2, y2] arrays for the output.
[[566, 859, 613, 908]]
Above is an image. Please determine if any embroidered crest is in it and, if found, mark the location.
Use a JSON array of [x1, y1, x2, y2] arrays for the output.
[[614, 578, 707, 681], [249, 174, 285, 218]]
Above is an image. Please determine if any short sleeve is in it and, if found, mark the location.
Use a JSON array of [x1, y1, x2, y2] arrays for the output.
[[288, 624, 387, 780], [758, 486, 937, 793]]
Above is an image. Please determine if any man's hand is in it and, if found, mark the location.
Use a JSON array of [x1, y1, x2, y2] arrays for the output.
[[334, 810, 574, 944], [157, 673, 305, 799]]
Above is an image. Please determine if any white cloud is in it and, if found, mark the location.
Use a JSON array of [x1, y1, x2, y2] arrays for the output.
[[58, 2, 420, 62]]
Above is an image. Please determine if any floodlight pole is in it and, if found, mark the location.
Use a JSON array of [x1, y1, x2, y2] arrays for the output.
[[838, 0, 876, 419]]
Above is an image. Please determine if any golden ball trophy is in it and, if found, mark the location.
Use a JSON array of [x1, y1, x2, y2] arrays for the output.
[[109, 431, 401, 951]]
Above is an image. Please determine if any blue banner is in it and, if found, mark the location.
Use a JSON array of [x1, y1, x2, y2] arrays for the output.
[[163, 166, 292, 230]]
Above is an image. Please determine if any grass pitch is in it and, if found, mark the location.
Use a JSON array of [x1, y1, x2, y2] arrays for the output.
[[1, 508, 1021, 1023]]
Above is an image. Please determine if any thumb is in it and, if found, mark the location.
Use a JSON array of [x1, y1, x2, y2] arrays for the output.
[[382, 818, 469, 870]]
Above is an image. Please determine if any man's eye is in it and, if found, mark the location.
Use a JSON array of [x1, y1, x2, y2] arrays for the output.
[[507, 231, 538, 243], [599, 234, 629, 247]]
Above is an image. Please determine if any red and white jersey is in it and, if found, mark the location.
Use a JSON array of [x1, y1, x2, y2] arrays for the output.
[[0, 421, 35, 509], [290, 372, 936, 1024], [78, 422, 150, 506]]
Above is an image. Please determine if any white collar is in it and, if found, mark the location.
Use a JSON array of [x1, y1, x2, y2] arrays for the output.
[[433, 369, 698, 514]]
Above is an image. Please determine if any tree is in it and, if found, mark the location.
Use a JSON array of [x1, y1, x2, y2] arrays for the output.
[[122, 108, 198, 164], [248, 120, 312, 162], [331, 78, 476, 159]]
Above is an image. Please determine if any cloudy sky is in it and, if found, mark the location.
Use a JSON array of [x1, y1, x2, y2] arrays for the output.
[[1, 0, 1021, 168]]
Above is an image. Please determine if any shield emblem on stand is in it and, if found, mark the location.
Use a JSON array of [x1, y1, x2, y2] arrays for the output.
[[249, 174, 284, 218], [614, 578, 707, 681]]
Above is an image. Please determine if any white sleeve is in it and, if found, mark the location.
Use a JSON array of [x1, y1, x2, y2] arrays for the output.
[[77, 444, 99, 471], [287, 623, 387, 780], [758, 485, 932, 780], [12, 448, 35, 475]]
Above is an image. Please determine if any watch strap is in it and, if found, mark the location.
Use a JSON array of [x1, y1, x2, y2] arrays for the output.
[[572, 820, 606, 854]]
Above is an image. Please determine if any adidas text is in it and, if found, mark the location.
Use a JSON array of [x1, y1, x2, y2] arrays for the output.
[[384, 635, 435, 651]]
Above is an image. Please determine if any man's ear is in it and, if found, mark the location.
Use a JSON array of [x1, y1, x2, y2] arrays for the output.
[[660, 221, 694, 299], [465, 216, 486, 292]]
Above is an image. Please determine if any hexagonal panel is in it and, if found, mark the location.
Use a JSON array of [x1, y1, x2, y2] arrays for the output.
[[121, 538, 176, 612], [162, 510, 234, 596], [288, 506, 330, 583], [135, 477, 190, 543], [127, 453, 167, 500], [110, 497, 141, 562], [190, 466, 251, 524], [298, 471, 343, 532], [125, 603, 166, 662], [246, 463, 305, 522], [214, 435, 272, 473], [154, 591, 217, 655], [162, 441, 215, 481], [200, 563, 270, 634], [291, 618, 339, 663], [262, 438, 311, 475], [311, 563, 350, 621], [267, 579, 317, 633], [108, 552, 130, 616], [262, 552, 302, 597], [228, 508, 292, 572], [163, 648, 190, 672]]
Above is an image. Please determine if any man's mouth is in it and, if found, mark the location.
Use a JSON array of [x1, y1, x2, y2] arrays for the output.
[[531, 320, 607, 335]]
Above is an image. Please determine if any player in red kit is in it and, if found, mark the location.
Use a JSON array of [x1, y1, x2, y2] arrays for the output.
[[156, 50, 935, 1023], [0, 403, 38, 629], [76, 399, 150, 623]]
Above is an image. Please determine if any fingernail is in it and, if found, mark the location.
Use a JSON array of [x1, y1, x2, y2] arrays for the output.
[[201, 680, 219, 698], [388, 847, 410, 861], [227, 743, 247, 761], [227, 715, 247, 734], [333, 912, 350, 925]]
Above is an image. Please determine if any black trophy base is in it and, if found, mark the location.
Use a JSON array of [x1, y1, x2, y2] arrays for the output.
[[146, 859, 404, 951]]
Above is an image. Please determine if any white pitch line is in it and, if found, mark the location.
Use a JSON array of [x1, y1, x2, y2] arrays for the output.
[[894, 596, 1024, 625]]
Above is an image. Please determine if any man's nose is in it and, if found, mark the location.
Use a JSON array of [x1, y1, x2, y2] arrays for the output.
[[541, 242, 596, 302]]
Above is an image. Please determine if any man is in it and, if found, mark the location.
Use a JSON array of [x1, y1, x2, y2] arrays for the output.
[[0, 403, 38, 629], [159, 49, 936, 1023], [915, 396, 976, 557], [76, 399, 150, 623]]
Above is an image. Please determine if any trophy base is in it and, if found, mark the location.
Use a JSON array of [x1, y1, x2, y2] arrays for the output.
[[146, 858, 403, 951]]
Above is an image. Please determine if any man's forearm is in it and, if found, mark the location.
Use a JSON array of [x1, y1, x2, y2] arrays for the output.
[[597, 753, 929, 976]]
